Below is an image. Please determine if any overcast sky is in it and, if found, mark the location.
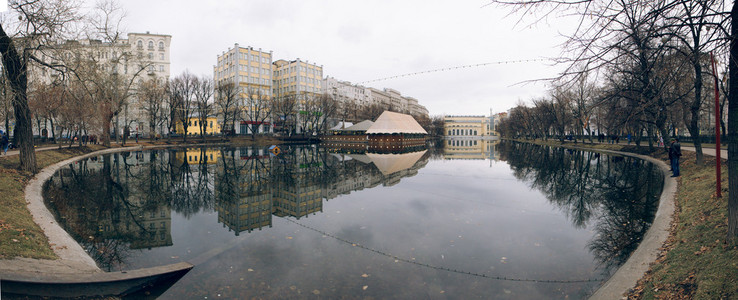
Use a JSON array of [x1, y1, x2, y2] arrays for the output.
[[93, 0, 572, 116]]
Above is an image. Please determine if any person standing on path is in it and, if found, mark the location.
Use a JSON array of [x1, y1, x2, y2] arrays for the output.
[[669, 138, 682, 177], [0, 130, 8, 155]]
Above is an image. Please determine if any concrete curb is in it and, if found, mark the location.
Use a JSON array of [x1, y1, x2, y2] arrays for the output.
[[587, 150, 677, 299], [23, 147, 144, 269]]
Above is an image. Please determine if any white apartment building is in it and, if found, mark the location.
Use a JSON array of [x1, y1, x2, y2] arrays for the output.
[[323, 76, 370, 107], [322, 77, 429, 121], [30, 31, 172, 137]]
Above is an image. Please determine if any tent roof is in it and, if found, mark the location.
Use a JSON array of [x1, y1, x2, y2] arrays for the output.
[[367, 150, 427, 175], [329, 122, 353, 131], [365, 111, 427, 134], [344, 120, 374, 132]]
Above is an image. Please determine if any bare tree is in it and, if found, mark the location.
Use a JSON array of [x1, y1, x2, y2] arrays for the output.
[[0, 0, 83, 171], [663, 0, 726, 165], [242, 87, 271, 139], [138, 78, 167, 139], [271, 94, 297, 136], [169, 71, 196, 143], [214, 82, 239, 136], [194, 75, 214, 142], [316, 93, 339, 134], [727, 1, 738, 244]]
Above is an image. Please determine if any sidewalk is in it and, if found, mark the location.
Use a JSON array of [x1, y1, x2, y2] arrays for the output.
[[0, 145, 70, 157], [683, 146, 727, 159]]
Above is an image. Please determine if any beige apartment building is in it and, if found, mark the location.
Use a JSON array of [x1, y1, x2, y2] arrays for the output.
[[214, 44, 273, 134], [272, 58, 323, 98]]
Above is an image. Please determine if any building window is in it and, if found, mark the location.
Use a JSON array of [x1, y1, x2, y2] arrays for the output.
[[159, 65, 164, 72], [137, 40, 143, 49], [159, 41, 164, 51], [160, 53, 164, 60], [148, 41, 154, 50], [148, 52, 153, 60]]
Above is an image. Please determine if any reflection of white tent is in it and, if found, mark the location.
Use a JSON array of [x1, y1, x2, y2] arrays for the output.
[[366, 150, 427, 175], [330, 153, 353, 162], [330, 122, 353, 131], [347, 154, 373, 164], [366, 111, 427, 135]]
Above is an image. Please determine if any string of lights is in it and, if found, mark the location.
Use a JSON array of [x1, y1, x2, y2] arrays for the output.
[[357, 58, 548, 85], [284, 217, 603, 284]]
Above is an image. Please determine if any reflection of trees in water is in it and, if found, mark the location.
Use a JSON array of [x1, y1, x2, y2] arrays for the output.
[[45, 145, 432, 268], [168, 148, 216, 217], [45, 153, 172, 271], [499, 142, 662, 271]]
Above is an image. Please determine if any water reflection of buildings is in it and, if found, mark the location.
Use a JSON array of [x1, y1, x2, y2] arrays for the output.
[[47, 152, 174, 256], [175, 148, 221, 164], [215, 146, 429, 235], [443, 138, 500, 161]]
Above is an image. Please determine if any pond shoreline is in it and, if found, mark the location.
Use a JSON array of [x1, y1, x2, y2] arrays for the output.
[[1, 138, 676, 298]]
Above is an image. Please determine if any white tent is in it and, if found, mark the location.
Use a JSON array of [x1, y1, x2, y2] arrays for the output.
[[344, 120, 374, 132], [329, 122, 353, 131], [365, 111, 427, 135]]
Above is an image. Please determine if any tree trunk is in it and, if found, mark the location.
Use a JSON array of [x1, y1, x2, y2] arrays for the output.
[[727, 1, 738, 244], [0, 24, 36, 172], [690, 57, 705, 165], [102, 113, 113, 147], [50, 118, 56, 144]]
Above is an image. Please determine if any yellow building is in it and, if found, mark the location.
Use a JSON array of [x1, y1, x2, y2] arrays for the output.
[[444, 115, 495, 137], [174, 117, 221, 136]]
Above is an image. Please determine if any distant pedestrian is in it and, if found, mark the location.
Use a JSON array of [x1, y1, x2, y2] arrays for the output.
[[669, 138, 682, 177], [1, 130, 8, 155], [627, 133, 632, 145]]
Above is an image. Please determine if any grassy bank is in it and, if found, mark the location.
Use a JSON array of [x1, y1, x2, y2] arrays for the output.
[[0, 145, 108, 259], [512, 138, 737, 299]]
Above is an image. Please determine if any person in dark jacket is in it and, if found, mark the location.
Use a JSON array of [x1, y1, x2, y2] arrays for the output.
[[0, 130, 8, 155], [669, 138, 682, 177]]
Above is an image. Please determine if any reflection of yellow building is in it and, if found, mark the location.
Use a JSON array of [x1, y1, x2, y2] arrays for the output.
[[175, 148, 221, 164], [216, 193, 273, 236], [274, 185, 323, 219], [444, 139, 499, 160], [174, 117, 221, 135]]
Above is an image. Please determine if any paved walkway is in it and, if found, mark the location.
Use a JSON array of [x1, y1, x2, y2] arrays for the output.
[[683, 146, 728, 159]]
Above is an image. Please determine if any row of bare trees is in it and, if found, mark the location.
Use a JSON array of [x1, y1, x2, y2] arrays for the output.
[[492, 0, 738, 241]]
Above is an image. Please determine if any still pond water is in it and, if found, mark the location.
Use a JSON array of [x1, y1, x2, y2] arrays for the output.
[[43, 141, 663, 299]]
